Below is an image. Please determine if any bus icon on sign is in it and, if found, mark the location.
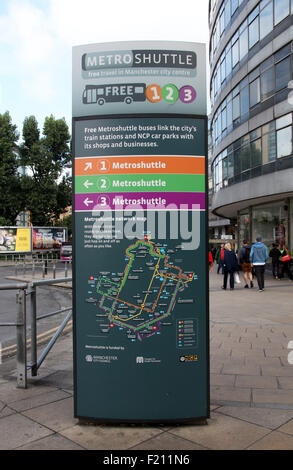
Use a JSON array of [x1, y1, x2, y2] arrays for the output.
[[82, 83, 146, 105]]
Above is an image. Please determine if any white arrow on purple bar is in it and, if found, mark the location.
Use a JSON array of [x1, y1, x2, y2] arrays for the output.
[[83, 180, 93, 189], [84, 162, 92, 171], [84, 197, 93, 207]]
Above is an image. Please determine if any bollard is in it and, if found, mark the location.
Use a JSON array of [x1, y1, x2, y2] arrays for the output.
[[65, 262, 68, 278], [30, 285, 37, 376], [42, 262, 45, 279], [16, 289, 27, 388], [53, 261, 56, 279], [32, 260, 35, 278]]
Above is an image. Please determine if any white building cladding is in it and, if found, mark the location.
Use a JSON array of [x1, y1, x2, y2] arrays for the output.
[[209, 0, 293, 251]]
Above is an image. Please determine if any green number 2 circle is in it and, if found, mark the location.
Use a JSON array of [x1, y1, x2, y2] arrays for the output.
[[161, 84, 179, 103]]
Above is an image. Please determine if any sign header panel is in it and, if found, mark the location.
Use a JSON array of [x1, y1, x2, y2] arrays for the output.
[[73, 41, 206, 117]]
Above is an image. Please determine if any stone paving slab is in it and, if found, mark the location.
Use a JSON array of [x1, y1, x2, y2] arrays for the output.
[[22, 396, 77, 432], [0, 382, 59, 405], [8, 389, 72, 412], [16, 434, 84, 450], [130, 431, 207, 450], [215, 406, 293, 430], [235, 375, 278, 389], [252, 389, 293, 407], [0, 413, 53, 450], [247, 431, 293, 450], [167, 412, 271, 450], [60, 424, 166, 451]]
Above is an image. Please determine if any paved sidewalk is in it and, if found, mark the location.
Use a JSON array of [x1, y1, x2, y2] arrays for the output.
[[0, 269, 293, 450]]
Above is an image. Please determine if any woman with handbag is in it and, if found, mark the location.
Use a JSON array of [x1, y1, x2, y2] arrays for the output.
[[279, 245, 293, 280], [222, 243, 238, 290]]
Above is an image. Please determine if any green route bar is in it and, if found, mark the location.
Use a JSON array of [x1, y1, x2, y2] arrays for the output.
[[75, 173, 205, 194]]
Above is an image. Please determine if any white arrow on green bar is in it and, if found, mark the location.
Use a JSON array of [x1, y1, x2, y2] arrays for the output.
[[83, 180, 94, 189], [84, 197, 93, 207]]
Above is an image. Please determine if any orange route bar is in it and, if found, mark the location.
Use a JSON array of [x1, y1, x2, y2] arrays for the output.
[[75, 155, 205, 176]]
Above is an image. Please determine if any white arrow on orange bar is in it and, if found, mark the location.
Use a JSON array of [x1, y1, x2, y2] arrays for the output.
[[84, 162, 92, 171], [83, 180, 93, 189], [84, 197, 93, 207]]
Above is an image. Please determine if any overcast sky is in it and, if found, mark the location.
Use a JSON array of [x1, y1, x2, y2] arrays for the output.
[[0, 0, 209, 139]]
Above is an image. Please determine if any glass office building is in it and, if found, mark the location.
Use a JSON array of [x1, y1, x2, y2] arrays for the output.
[[209, 0, 293, 252]]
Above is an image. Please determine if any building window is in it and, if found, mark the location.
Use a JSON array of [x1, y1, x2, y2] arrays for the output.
[[248, 7, 260, 49], [251, 138, 262, 167], [227, 98, 233, 129], [274, 0, 290, 25], [231, 0, 238, 16], [239, 22, 248, 60], [275, 56, 291, 90], [252, 201, 288, 248], [233, 94, 240, 122], [240, 85, 249, 118], [277, 126, 292, 157], [232, 35, 239, 68], [260, 0, 273, 40], [240, 143, 251, 172], [261, 66, 275, 100], [239, 212, 250, 244], [226, 45, 232, 76], [225, 0, 231, 27], [250, 78, 260, 107], [262, 124, 276, 163]]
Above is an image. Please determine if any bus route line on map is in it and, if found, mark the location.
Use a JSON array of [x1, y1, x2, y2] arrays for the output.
[[95, 239, 195, 335]]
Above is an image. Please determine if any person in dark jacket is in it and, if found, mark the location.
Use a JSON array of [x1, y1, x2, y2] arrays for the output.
[[238, 240, 254, 288], [215, 243, 225, 274], [222, 243, 238, 290], [269, 243, 281, 279]]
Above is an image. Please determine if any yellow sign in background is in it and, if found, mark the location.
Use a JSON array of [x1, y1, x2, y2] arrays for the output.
[[15, 228, 31, 252]]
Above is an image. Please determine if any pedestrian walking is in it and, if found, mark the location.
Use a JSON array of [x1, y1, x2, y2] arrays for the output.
[[209, 251, 214, 272], [222, 243, 238, 290], [215, 243, 225, 274], [250, 235, 269, 292], [269, 243, 281, 279], [278, 244, 293, 280], [238, 239, 254, 288], [212, 246, 217, 261]]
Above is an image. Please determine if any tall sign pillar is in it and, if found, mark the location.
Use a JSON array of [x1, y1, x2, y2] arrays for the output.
[[72, 41, 209, 422]]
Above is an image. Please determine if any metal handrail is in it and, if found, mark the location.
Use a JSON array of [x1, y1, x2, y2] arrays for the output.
[[0, 277, 72, 388], [29, 277, 72, 377]]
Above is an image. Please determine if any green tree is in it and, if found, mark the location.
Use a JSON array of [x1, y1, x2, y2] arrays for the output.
[[0, 112, 23, 225], [20, 115, 72, 226]]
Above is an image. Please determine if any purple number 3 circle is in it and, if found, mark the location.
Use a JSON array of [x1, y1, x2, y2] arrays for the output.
[[179, 86, 196, 103]]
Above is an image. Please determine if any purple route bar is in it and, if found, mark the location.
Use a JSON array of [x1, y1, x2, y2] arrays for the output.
[[75, 192, 206, 211]]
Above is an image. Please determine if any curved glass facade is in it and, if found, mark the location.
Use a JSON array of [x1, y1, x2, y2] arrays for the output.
[[210, 0, 293, 104], [210, 0, 293, 252], [212, 112, 293, 191], [212, 43, 292, 147]]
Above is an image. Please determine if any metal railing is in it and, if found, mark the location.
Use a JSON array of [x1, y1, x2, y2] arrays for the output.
[[14, 260, 72, 279], [0, 277, 72, 388], [0, 282, 28, 388]]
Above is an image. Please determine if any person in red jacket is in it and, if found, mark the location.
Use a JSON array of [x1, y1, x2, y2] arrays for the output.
[[209, 251, 214, 272]]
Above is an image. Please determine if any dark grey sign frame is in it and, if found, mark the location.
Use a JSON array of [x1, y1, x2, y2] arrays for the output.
[[72, 113, 210, 424]]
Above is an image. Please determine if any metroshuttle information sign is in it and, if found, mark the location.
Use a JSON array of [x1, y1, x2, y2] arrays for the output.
[[72, 41, 209, 422]]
